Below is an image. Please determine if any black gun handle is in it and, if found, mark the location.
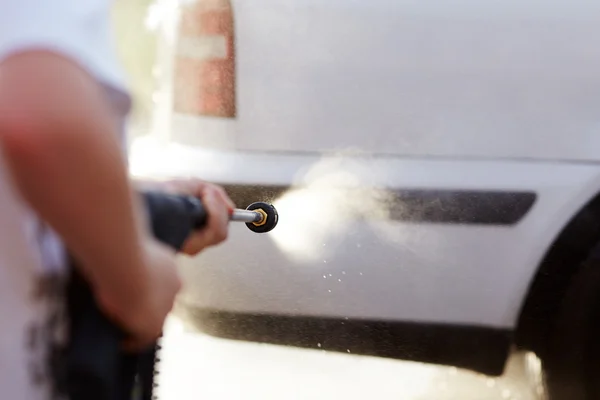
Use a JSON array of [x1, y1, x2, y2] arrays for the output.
[[66, 191, 208, 400], [143, 191, 208, 247]]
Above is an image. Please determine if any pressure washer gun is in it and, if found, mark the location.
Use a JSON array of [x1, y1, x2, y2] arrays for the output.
[[60, 191, 279, 400]]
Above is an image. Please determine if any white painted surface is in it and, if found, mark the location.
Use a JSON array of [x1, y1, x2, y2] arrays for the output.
[[171, 113, 237, 149], [130, 0, 600, 349], [222, 0, 600, 161], [130, 139, 600, 328]]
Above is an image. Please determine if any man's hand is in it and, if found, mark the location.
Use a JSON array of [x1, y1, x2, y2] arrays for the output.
[[145, 179, 235, 255]]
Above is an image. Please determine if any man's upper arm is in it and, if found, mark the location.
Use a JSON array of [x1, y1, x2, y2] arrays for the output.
[[0, 0, 131, 123], [0, 51, 120, 144]]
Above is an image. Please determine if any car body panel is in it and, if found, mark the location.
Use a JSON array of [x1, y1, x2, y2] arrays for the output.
[[172, 0, 600, 162], [130, 142, 600, 329]]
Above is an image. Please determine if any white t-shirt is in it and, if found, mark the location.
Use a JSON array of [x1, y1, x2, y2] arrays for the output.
[[0, 1, 131, 399]]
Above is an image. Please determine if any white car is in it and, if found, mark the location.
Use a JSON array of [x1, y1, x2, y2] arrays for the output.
[[129, 1, 600, 399]]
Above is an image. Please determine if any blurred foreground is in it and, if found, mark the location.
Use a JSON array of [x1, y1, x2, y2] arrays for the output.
[[155, 315, 544, 400]]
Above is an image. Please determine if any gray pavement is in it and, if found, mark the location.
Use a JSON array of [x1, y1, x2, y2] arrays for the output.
[[155, 315, 545, 400]]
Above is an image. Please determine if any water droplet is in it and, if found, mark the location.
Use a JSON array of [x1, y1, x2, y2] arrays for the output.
[[324, 260, 327, 263], [359, 272, 363, 276], [329, 274, 332, 277], [328, 290, 332, 293], [342, 271, 346, 275], [323, 275, 327, 279], [338, 279, 342, 282], [347, 349, 351, 353], [486, 379, 496, 388], [317, 343, 322, 348]]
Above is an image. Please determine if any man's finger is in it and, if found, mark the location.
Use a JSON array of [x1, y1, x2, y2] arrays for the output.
[[213, 185, 236, 210], [203, 192, 229, 242]]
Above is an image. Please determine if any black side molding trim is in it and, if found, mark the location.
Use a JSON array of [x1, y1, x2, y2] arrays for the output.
[[177, 306, 512, 376], [221, 184, 536, 226]]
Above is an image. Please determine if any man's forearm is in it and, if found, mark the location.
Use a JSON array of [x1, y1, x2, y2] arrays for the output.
[[0, 51, 150, 318], [2, 121, 148, 293]]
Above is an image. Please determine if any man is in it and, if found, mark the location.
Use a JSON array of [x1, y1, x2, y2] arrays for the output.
[[0, 1, 234, 398]]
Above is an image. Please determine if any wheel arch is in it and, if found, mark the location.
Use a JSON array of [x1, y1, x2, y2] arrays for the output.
[[515, 190, 600, 355]]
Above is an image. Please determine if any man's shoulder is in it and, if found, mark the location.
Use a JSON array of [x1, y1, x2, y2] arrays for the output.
[[0, 0, 131, 116]]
